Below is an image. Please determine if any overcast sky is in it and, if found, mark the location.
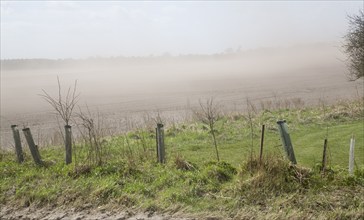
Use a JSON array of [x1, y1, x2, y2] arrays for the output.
[[1, 1, 363, 59]]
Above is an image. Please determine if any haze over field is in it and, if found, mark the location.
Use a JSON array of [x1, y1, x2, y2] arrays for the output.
[[1, 44, 363, 148], [0, 44, 361, 116]]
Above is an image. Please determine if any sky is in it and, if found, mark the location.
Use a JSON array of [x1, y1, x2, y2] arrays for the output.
[[1, 1, 363, 59]]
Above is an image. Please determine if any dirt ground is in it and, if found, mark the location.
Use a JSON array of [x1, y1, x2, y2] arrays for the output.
[[0, 205, 195, 220], [1, 45, 363, 149]]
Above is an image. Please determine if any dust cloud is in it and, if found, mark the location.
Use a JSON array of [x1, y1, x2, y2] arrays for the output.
[[0, 43, 362, 148]]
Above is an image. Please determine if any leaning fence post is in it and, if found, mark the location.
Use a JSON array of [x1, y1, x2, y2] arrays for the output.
[[276, 120, 297, 164], [11, 125, 24, 163], [349, 135, 355, 175], [22, 127, 42, 165], [259, 124, 265, 164], [156, 123, 165, 164], [65, 125, 72, 165]]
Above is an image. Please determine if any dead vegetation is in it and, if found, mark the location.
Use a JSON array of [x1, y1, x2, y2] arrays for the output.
[[195, 98, 221, 161]]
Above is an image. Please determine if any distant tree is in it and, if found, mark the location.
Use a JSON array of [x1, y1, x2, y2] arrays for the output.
[[343, 10, 364, 80]]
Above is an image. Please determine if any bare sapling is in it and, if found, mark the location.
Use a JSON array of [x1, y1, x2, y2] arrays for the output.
[[246, 98, 256, 165], [152, 111, 166, 163], [196, 97, 221, 161], [319, 96, 330, 174], [135, 123, 148, 153], [259, 124, 265, 165], [76, 107, 106, 166], [152, 110, 164, 125], [123, 116, 135, 160], [140, 113, 158, 158], [40, 77, 79, 165]]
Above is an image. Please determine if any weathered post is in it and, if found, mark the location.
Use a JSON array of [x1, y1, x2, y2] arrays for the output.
[[11, 125, 24, 163], [22, 128, 42, 165], [349, 135, 355, 175], [65, 125, 72, 165], [155, 127, 159, 160], [321, 138, 328, 173], [156, 123, 165, 164], [276, 120, 297, 164], [259, 124, 265, 164]]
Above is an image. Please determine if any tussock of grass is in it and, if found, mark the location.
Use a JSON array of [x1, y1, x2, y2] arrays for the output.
[[240, 155, 311, 193], [202, 161, 237, 183], [174, 154, 196, 171]]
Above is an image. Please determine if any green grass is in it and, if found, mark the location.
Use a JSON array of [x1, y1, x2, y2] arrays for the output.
[[164, 101, 364, 168], [0, 99, 363, 219]]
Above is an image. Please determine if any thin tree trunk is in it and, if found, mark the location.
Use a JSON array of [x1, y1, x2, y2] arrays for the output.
[[259, 124, 265, 164], [211, 130, 220, 161], [321, 138, 328, 174]]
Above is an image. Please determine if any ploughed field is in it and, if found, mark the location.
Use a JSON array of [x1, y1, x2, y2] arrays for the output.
[[0, 45, 363, 148]]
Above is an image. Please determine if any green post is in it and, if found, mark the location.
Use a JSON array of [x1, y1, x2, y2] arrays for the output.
[[277, 120, 297, 164]]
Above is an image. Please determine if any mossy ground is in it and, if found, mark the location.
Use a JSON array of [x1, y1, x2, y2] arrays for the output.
[[1, 99, 363, 219]]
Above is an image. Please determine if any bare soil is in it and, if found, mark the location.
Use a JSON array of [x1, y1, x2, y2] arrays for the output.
[[1, 45, 363, 148], [0, 206, 194, 220]]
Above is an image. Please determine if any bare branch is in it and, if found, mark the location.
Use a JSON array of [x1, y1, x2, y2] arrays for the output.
[[195, 97, 221, 161], [40, 77, 79, 126]]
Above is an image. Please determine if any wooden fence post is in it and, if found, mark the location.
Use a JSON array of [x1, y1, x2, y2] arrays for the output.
[[156, 123, 165, 164], [22, 128, 42, 165], [321, 138, 328, 173], [259, 124, 265, 164], [276, 120, 297, 164], [65, 125, 72, 165], [11, 125, 24, 163]]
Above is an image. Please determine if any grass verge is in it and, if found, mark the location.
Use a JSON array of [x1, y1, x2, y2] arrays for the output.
[[1, 99, 363, 219]]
